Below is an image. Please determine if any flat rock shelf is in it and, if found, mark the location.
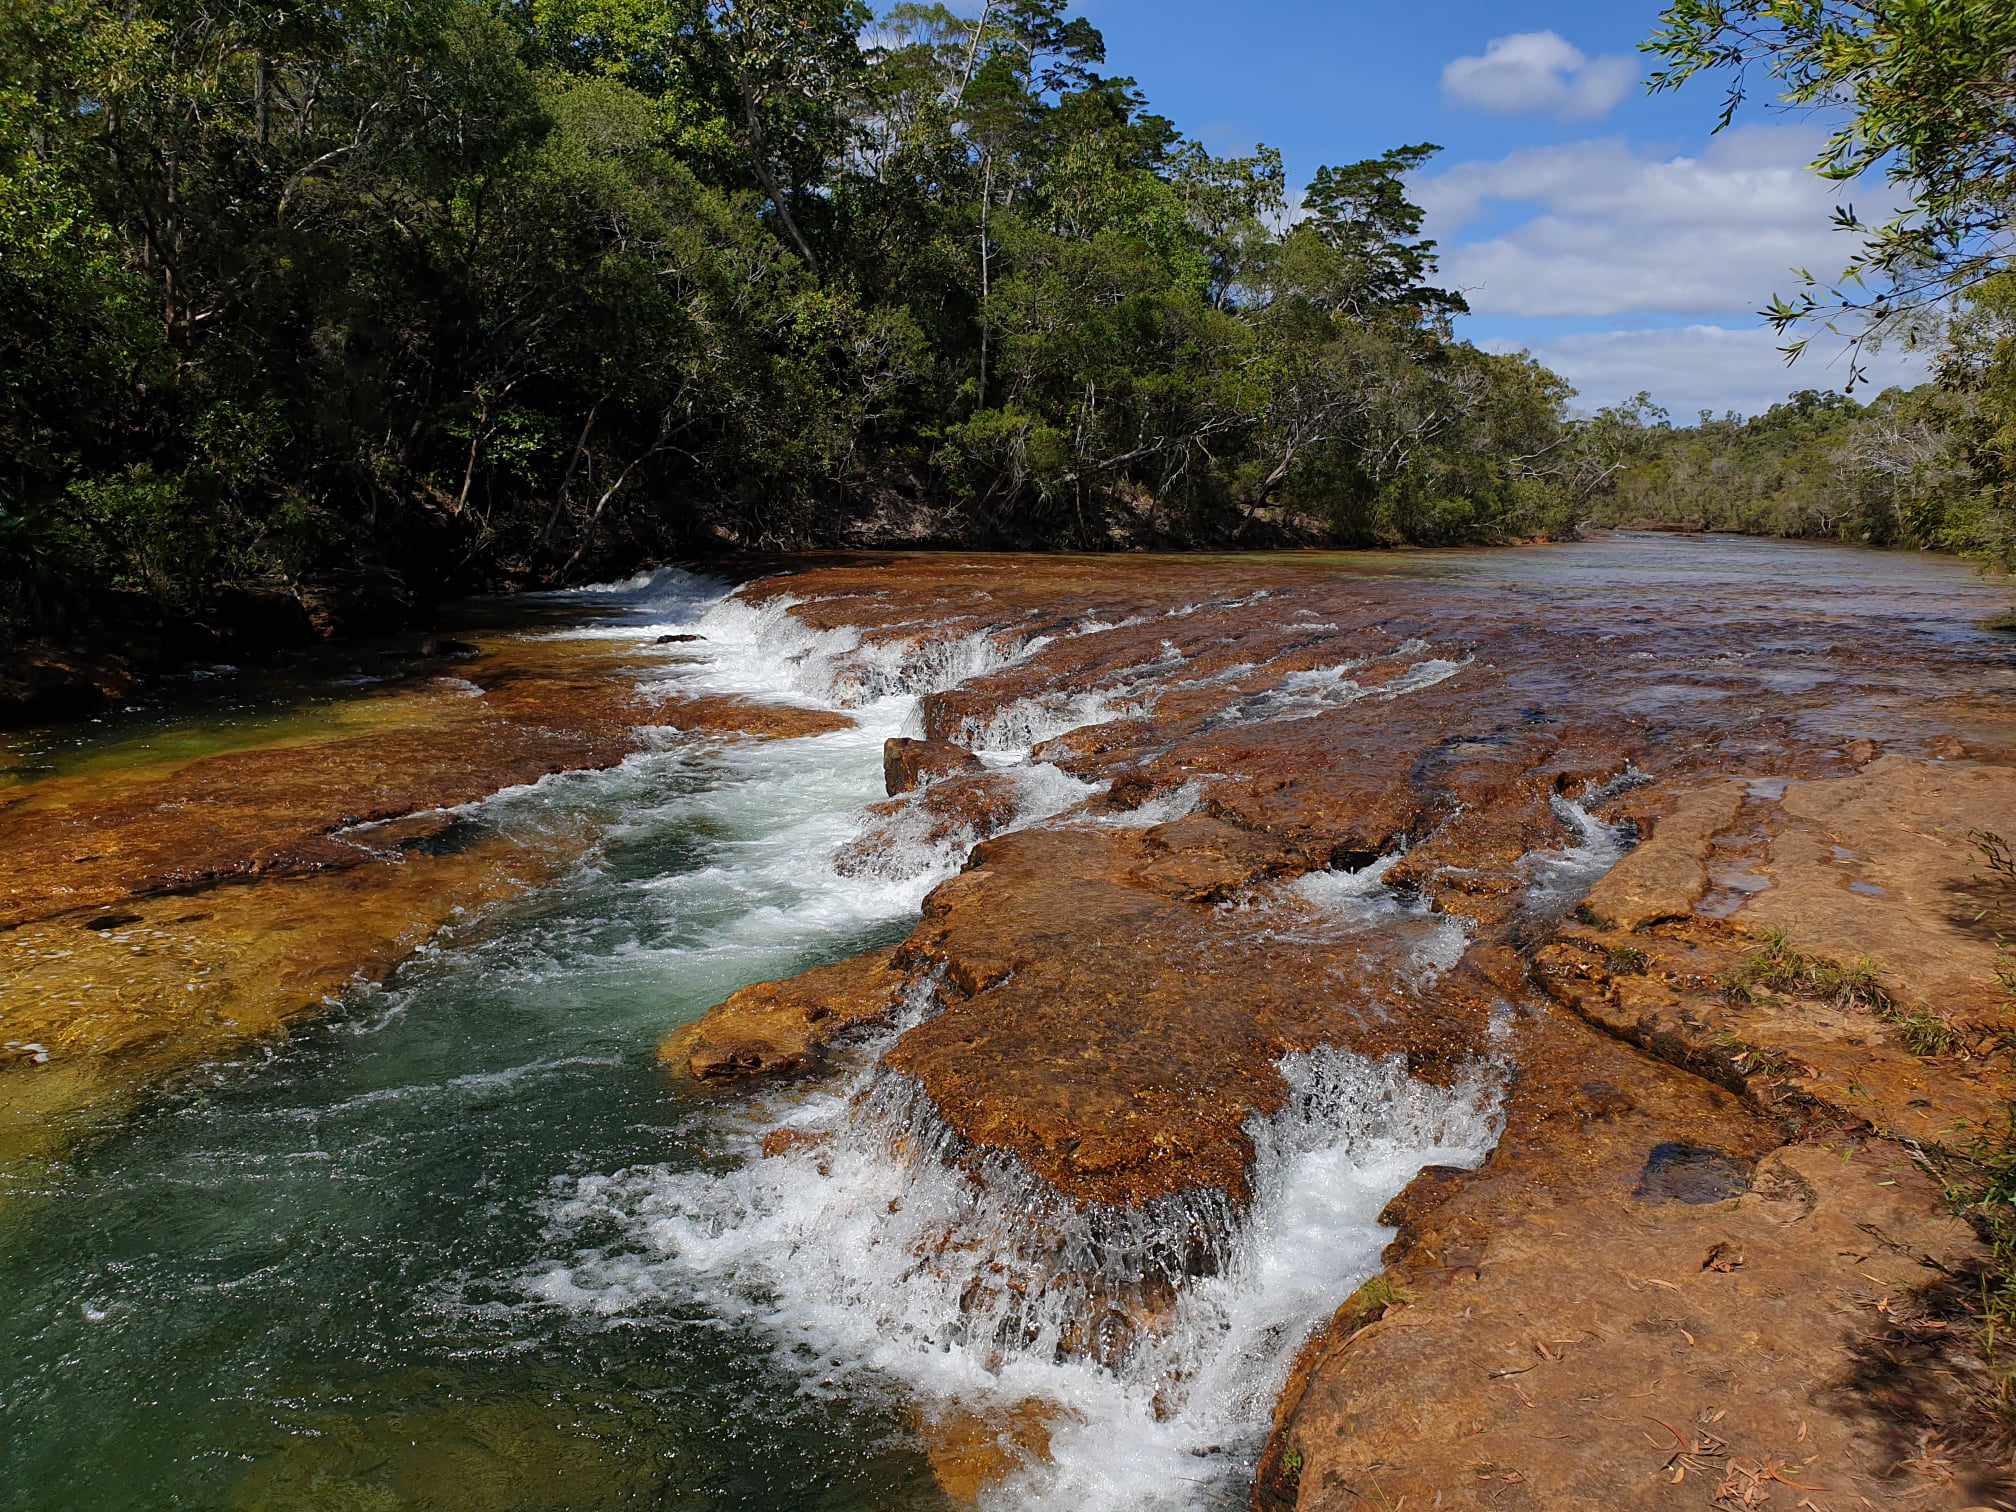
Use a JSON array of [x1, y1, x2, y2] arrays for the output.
[[3, 533, 2014, 1511]]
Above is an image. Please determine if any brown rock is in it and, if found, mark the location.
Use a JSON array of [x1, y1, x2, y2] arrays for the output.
[[835, 772, 1024, 876], [759, 1127, 830, 1161], [883, 824, 1498, 1207], [1266, 1106, 1999, 1510], [1746, 755, 2016, 1019], [0, 633, 697, 932], [1580, 779, 1745, 931], [883, 736, 986, 796], [918, 1401, 1061, 1505], [652, 695, 852, 742], [659, 950, 908, 1082]]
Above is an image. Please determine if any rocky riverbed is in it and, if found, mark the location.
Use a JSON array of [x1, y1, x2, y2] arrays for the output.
[[5, 535, 2015, 1510]]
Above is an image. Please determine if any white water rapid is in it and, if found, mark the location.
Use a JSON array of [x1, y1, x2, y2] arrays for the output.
[[508, 570, 1507, 1510]]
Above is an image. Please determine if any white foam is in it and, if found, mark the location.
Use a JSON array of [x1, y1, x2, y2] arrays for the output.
[[402, 570, 1114, 1013], [1287, 853, 1474, 986], [503, 571, 1504, 1509], [1093, 780, 1204, 830], [1290, 850, 1405, 910], [1205, 641, 1470, 728], [529, 1036, 1499, 1512], [955, 690, 1141, 757], [837, 763, 1104, 884], [1518, 771, 1646, 920]]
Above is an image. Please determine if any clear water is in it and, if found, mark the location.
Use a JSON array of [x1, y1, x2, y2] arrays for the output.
[[0, 576, 965, 1512], [9, 534, 2003, 1512], [0, 766, 949, 1510]]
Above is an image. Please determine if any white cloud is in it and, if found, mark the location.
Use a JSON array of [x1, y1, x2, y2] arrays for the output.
[[1441, 32, 1637, 120], [1485, 324, 1934, 417], [1414, 125, 1904, 321]]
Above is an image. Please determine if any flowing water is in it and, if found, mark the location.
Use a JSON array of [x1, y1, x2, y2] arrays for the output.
[[4, 536, 2010, 1512], [1, 572, 972, 1511]]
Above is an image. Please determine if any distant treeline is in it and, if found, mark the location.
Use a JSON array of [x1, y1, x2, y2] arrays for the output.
[[1, 0, 1644, 648], [1583, 277, 2015, 566], [5, 3, 2011, 657]]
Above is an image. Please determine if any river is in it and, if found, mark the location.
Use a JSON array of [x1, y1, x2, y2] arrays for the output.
[[3, 534, 2013, 1512]]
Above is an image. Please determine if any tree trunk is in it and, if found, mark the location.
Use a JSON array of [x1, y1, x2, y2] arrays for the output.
[[978, 154, 993, 410], [953, 0, 993, 106], [741, 99, 820, 275]]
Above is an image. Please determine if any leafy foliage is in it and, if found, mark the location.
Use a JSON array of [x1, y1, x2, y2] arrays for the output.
[[1647, 1, 2016, 368], [1642, 2, 2016, 567], [0, 0, 1602, 645], [1578, 280, 2016, 572]]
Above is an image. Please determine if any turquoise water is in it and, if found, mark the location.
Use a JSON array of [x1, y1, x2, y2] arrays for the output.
[[0, 581, 955, 1512], [5, 538, 2010, 1512]]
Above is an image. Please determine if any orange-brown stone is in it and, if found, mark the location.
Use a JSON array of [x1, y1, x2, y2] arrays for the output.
[[659, 949, 908, 1081], [883, 736, 986, 795]]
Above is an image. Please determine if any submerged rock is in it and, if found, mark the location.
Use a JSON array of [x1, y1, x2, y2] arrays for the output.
[[653, 695, 851, 742], [1632, 1141, 1754, 1204]]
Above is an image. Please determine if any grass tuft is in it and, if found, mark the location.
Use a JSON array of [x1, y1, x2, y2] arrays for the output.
[[1350, 1275, 1406, 1312], [1718, 933, 1966, 1056], [1975, 828, 2016, 887]]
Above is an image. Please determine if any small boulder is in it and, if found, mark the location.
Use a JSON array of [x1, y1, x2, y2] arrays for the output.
[[419, 636, 479, 660], [655, 633, 706, 645], [659, 950, 907, 1083], [760, 1127, 831, 1161], [883, 737, 986, 797], [836, 773, 1021, 878]]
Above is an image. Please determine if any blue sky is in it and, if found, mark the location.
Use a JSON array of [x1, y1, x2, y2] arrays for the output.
[[1075, 0, 1932, 415]]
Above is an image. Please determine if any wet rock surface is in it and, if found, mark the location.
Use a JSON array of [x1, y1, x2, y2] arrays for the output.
[[9, 541, 2016, 1507], [659, 949, 908, 1081], [883, 736, 986, 795], [0, 624, 845, 1163], [657, 548, 2016, 1505]]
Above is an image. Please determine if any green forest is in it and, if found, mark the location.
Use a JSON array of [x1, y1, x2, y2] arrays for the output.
[[2, 0, 2013, 649], [1585, 278, 2016, 559]]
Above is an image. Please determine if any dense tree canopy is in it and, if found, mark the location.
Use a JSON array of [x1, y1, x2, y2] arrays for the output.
[[6, 0, 2011, 653], [0, 0, 1607, 644]]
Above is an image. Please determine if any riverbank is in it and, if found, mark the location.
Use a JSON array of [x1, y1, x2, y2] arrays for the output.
[[0, 606, 850, 1171], [4, 534, 2014, 1509]]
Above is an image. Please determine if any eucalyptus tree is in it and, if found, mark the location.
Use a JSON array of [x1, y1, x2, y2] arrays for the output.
[[1648, 0, 2016, 363]]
